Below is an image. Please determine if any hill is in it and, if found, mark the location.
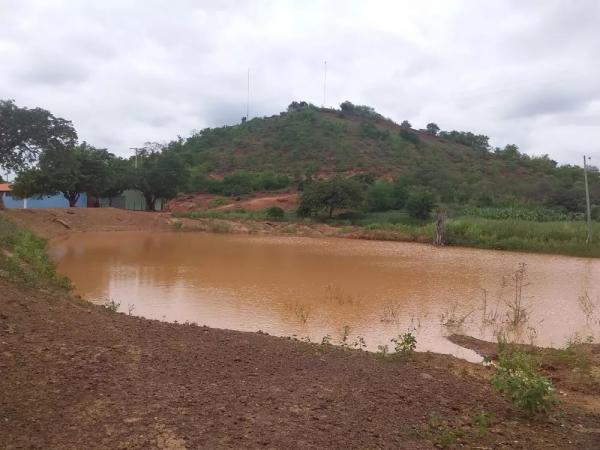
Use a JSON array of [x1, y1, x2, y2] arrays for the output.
[[167, 101, 599, 212]]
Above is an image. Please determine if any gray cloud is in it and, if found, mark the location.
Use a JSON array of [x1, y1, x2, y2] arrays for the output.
[[0, 0, 598, 164]]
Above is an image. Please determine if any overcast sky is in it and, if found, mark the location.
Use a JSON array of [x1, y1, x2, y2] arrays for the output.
[[1, 0, 599, 165]]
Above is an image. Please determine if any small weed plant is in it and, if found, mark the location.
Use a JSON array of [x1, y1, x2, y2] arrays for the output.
[[392, 332, 417, 354], [103, 299, 121, 312], [491, 349, 558, 416]]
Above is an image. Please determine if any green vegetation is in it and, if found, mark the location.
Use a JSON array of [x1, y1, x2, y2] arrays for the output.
[[265, 206, 285, 220], [0, 99, 78, 209], [164, 100, 598, 213], [391, 332, 417, 354], [133, 149, 187, 211], [297, 177, 364, 218], [492, 349, 558, 416], [0, 215, 69, 288], [12, 142, 128, 207], [405, 190, 436, 220]]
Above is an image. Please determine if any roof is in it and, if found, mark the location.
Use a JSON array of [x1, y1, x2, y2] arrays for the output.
[[0, 183, 12, 192]]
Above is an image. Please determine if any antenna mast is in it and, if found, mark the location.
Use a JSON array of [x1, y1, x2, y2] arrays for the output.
[[323, 60, 327, 107], [246, 68, 250, 119]]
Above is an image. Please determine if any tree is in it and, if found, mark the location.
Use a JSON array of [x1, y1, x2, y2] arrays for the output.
[[297, 177, 364, 218], [400, 120, 412, 129], [12, 143, 115, 207], [366, 181, 395, 211], [426, 123, 440, 136], [134, 148, 186, 211], [0, 99, 77, 208], [406, 190, 435, 220]]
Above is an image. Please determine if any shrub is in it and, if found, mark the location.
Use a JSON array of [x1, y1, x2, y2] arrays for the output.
[[491, 350, 558, 416], [264, 206, 285, 220], [406, 190, 435, 220], [366, 181, 395, 212], [391, 332, 417, 354]]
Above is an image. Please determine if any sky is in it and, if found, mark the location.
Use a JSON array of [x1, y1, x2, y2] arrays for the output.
[[1, 0, 599, 165]]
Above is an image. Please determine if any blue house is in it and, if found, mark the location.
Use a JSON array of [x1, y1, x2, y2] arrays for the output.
[[0, 183, 87, 208]]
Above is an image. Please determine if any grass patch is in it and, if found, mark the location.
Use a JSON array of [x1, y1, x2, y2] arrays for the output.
[[446, 217, 600, 257], [0, 215, 70, 289]]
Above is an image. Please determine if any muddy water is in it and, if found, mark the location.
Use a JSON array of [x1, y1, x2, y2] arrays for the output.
[[51, 232, 600, 361]]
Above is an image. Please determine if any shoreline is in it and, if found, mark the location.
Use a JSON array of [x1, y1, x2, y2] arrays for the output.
[[3, 207, 596, 260]]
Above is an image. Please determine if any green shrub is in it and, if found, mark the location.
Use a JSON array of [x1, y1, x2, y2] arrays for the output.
[[406, 190, 435, 220], [491, 350, 558, 416], [391, 332, 417, 354], [264, 206, 285, 220]]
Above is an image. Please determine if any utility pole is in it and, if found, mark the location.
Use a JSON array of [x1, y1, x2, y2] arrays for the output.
[[584, 155, 592, 244], [323, 60, 327, 107], [130, 147, 139, 169]]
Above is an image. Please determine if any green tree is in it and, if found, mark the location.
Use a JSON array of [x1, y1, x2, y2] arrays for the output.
[[366, 181, 395, 211], [134, 148, 186, 211], [426, 122, 440, 136], [297, 177, 364, 218], [0, 99, 77, 208], [12, 143, 115, 207], [400, 120, 412, 129], [406, 189, 435, 220]]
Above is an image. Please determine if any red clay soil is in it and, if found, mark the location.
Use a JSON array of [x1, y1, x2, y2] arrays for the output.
[[169, 192, 299, 213], [1, 208, 171, 239], [2, 280, 600, 449]]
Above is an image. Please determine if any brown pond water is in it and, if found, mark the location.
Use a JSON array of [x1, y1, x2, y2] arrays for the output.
[[51, 232, 600, 361]]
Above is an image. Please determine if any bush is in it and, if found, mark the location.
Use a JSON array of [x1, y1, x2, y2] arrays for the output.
[[391, 332, 417, 354], [492, 350, 558, 416], [264, 206, 285, 220], [406, 190, 435, 220], [366, 181, 395, 212]]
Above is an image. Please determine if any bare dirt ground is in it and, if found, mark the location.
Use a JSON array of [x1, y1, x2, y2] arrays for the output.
[[169, 192, 299, 213], [2, 280, 600, 449], [2, 208, 171, 239]]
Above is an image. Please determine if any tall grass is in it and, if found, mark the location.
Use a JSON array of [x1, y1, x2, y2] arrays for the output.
[[446, 217, 600, 257], [0, 216, 70, 288], [353, 216, 600, 257]]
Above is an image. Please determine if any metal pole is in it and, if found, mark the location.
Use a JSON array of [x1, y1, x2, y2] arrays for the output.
[[246, 68, 250, 119], [323, 60, 327, 107], [584, 155, 592, 244]]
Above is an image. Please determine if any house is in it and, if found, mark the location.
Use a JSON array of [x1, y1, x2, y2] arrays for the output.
[[0, 183, 87, 208]]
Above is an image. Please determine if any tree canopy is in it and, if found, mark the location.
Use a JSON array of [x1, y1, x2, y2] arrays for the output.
[[12, 143, 122, 207], [0, 99, 77, 172], [133, 148, 187, 211], [298, 177, 364, 218]]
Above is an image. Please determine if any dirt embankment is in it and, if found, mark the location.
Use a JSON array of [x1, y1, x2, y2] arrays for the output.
[[1, 208, 171, 239], [2, 279, 600, 449]]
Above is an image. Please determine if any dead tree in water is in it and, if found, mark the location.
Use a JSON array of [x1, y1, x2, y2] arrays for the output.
[[434, 210, 447, 246]]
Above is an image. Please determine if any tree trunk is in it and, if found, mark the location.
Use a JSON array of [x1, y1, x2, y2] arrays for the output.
[[0, 194, 5, 210], [64, 191, 80, 208], [328, 205, 334, 218], [144, 194, 156, 212]]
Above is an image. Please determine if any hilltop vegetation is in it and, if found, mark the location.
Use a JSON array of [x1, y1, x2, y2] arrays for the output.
[[166, 101, 599, 213]]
